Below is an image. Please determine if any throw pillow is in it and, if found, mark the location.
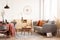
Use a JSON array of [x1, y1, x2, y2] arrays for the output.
[[37, 20, 45, 26]]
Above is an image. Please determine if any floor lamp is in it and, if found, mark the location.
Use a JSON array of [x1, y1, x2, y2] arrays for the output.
[[1, 10, 5, 23]]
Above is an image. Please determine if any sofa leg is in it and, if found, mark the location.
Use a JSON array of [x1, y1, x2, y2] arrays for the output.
[[52, 32, 57, 36]]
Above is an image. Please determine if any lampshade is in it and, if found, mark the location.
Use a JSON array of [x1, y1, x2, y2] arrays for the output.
[[4, 4, 10, 9]]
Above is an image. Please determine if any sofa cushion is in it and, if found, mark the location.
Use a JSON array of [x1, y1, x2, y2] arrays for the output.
[[48, 21, 55, 24], [0, 26, 7, 31]]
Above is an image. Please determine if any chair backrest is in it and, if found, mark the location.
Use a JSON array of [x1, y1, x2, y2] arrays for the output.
[[0, 21, 3, 26], [15, 19, 32, 29], [15, 19, 22, 29], [27, 20, 32, 26]]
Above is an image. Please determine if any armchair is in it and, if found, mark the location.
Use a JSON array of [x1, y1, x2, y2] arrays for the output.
[[0, 21, 15, 37], [0, 21, 9, 37], [15, 19, 32, 32]]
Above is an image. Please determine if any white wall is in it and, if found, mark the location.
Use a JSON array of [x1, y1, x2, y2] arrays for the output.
[[0, 0, 40, 22], [57, 0, 60, 18]]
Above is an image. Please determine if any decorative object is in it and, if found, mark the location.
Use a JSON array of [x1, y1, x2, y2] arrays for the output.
[[21, 17, 23, 22], [23, 19, 27, 23], [55, 18, 60, 37], [20, 12, 23, 22], [23, 5, 32, 14], [47, 32, 52, 37]]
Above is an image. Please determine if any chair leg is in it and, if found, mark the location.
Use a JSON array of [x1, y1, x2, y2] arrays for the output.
[[21, 30, 22, 35], [34, 29, 35, 32]]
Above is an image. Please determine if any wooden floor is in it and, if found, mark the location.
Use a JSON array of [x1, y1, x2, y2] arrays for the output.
[[0, 32, 60, 40]]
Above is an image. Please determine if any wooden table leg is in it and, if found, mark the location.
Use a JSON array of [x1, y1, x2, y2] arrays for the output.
[[24, 30, 25, 35], [28, 30, 29, 35], [20, 28, 22, 35]]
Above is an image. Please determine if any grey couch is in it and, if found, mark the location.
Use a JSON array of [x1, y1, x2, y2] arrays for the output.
[[33, 21, 57, 36]]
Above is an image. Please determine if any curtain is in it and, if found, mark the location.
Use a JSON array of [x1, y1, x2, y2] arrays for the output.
[[41, 0, 57, 21]]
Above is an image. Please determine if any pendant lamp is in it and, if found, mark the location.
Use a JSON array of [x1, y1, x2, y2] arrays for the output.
[[4, 0, 10, 9], [4, 4, 10, 9]]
